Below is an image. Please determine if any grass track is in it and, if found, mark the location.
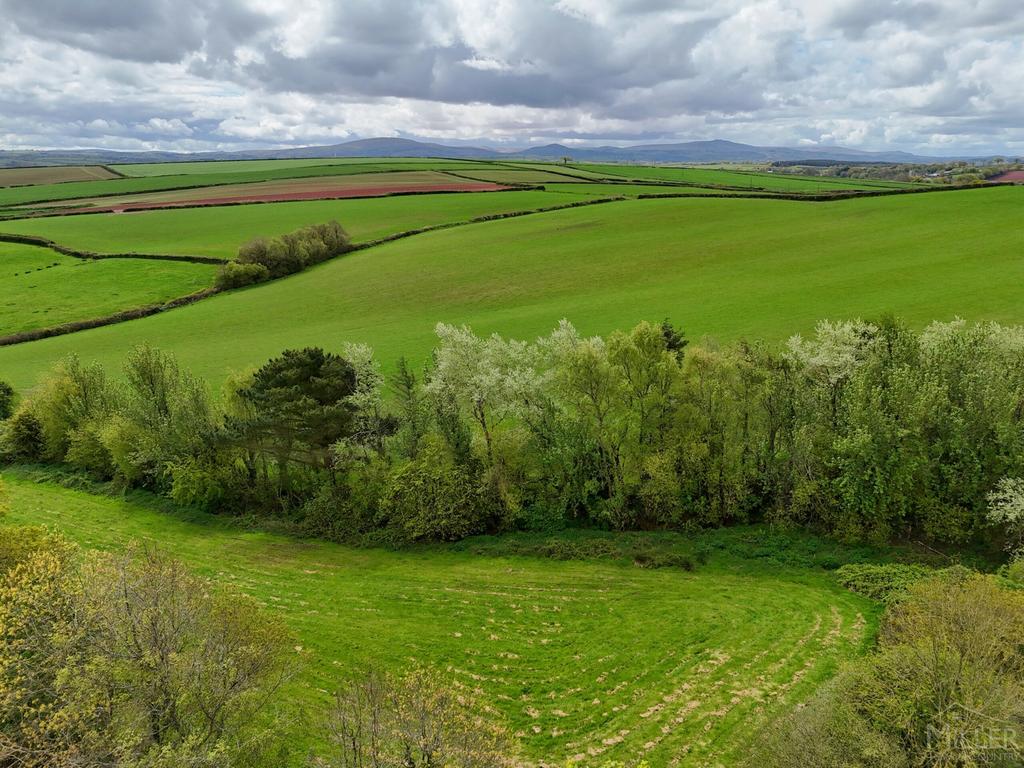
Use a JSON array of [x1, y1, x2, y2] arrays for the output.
[[0, 474, 875, 766], [1, 186, 1020, 391], [0, 242, 215, 335]]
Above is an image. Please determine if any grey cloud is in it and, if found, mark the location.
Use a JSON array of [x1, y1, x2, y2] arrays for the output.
[[0, 0, 1021, 155], [0, 0, 270, 62]]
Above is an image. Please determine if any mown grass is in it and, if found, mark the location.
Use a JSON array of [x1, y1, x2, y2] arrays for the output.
[[0, 186, 1019, 392], [0, 242, 215, 335], [571, 163, 918, 191], [0, 472, 876, 766], [0, 189, 596, 259]]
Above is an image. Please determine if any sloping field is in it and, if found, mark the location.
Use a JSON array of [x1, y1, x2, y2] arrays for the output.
[[23, 171, 510, 214], [0, 475, 874, 766], [571, 163, 918, 191], [0, 189, 595, 259], [0, 186, 1018, 391], [449, 168, 602, 184], [112, 157, 494, 177], [540, 182, 771, 198], [992, 170, 1024, 182], [0, 164, 120, 187], [0, 241, 215, 335]]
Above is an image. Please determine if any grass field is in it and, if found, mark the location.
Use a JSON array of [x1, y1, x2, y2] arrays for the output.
[[0, 161, 506, 209], [0, 189, 596, 258], [449, 168, 602, 184], [0, 165, 121, 187], [0, 473, 876, 766], [23, 172, 509, 213], [0, 186, 1018, 391], [112, 157, 492, 177], [571, 163, 918, 191], [0, 242, 215, 335], [540, 182, 771, 198]]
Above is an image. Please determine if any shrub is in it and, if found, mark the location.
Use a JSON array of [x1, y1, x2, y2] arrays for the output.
[[834, 562, 933, 602], [317, 666, 510, 768], [744, 671, 908, 768], [379, 440, 493, 544], [234, 221, 351, 279], [215, 260, 270, 289], [3, 408, 44, 462], [0, 380, 14, 420]]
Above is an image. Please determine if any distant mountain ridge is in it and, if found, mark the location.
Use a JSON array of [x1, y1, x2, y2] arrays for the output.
[[0, 136, 1005, 168]]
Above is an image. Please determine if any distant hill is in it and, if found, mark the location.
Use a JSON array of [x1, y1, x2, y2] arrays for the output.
[[0, 136, 1005, 168]]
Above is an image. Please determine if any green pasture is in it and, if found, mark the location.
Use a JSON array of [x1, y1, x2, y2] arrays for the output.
[[0, 186, 1018, 392], [571, 163, 918, 191], [0, 161, 506, 209], [0, 242, 214, 335], [0, 473, 875, 765], [0, 190, 597, 259], [112, 157, 490, 177]]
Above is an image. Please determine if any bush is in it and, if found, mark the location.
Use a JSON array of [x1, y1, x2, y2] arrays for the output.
[[0, 380, 14, 420], [215, 260, 270, 289], [2, 408, 44, 461], [744, 671, 908, 768], [834, 562, 933, 601], [234, 221, 351, 279], [379, 440, 493, 544]]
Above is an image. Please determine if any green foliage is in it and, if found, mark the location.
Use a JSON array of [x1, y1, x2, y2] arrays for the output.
[[2, 408, 44, 462], [0, 381, 13, 420], [0, 532, 293, 767], [379, 439, 494, 543], [235, 220, 351, 279], [834, 563, 934, 602], [215, 259, 270, 289], [750, 571, 1024, 768], [316, 666, 511, 768]]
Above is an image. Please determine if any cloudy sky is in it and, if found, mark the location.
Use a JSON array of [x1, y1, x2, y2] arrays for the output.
[[0, 0, 1021, 155]]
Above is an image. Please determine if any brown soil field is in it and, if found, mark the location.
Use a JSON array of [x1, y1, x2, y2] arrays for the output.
[[991, 170, 1024, 182], [23, 171, 511, 215], [0, 165, 120, 187]]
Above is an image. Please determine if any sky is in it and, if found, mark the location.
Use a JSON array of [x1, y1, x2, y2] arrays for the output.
[[0, 0, 1021, 155]]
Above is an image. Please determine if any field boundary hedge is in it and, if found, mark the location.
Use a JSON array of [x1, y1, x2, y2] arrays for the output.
[[0, 185, 538, 223], [0, 287, 221, 347], [0, 232, 226, 264], [0, 196, 626, 347]]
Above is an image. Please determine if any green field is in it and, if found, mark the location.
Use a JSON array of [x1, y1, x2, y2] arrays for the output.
[[0, 161, 506, 209], [0, 186, 1018, 392], [0, 190, 596, 259], [0, 473, 875, 765], [112, 157, 490, 177], [0, 242, 215, 335], [541, 182, 771, 197], [571, 163, 918, 191]]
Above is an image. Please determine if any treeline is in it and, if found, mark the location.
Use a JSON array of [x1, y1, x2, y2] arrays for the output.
[[3, 316, 1024, 551], [215, 220, 352, 289]]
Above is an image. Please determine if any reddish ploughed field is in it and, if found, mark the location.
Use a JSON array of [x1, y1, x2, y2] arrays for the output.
[[991, 170, 1024, 182]]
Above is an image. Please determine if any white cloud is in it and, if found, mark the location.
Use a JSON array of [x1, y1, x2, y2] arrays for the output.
[[0, 0, 1020, 154]]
